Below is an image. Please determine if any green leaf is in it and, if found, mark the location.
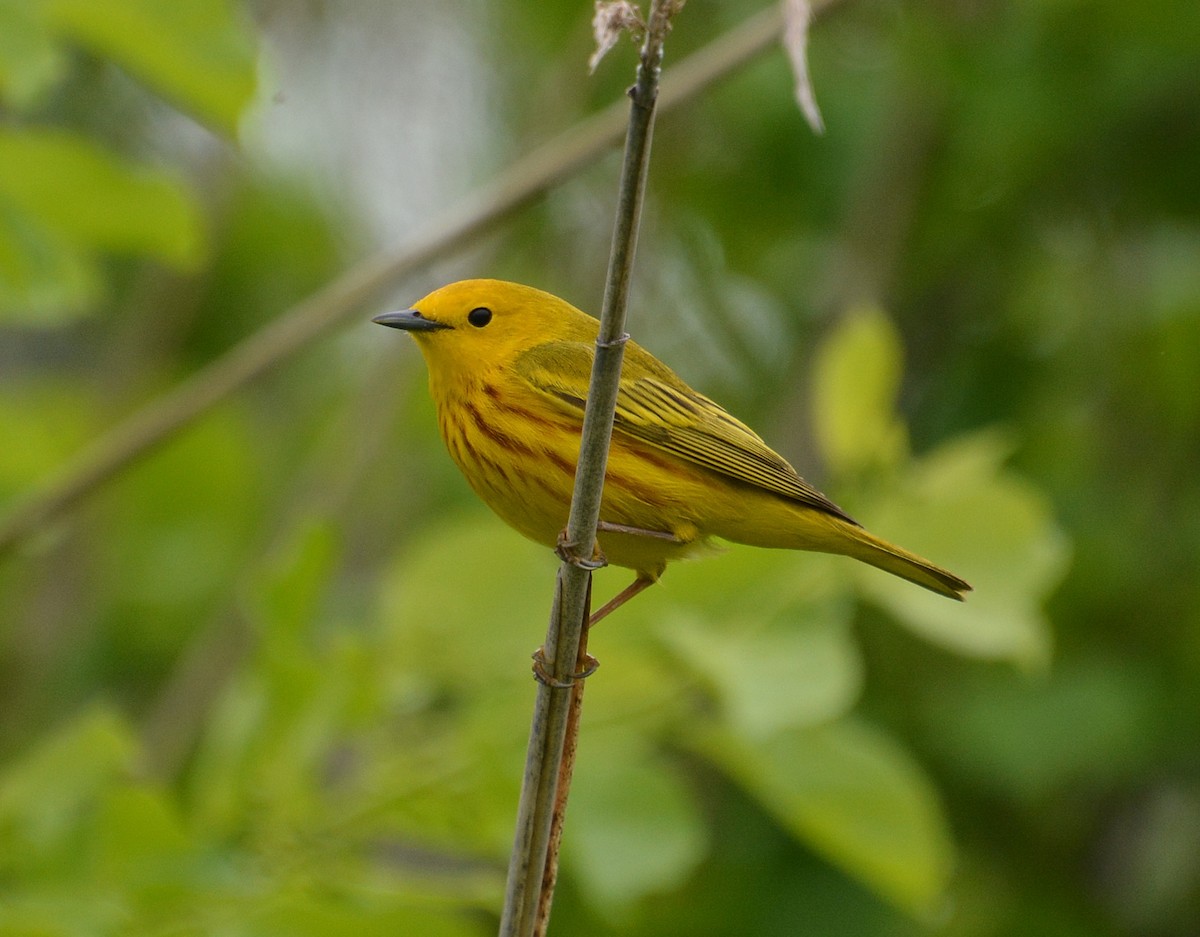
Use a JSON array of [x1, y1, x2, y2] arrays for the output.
[[0, 127, 204, 319], [100, 406, 265, 650], [377, 512, 556, 685], [45, 0, 257, 136], [692, 719, 954, 918], [0, 190, 98, 319], [593, 542, 864, 737], [0, 707, 138, 872], [924, 657, 1162, 800], [0, 0, 65, 109], [373, 514, 560, 844], [91, 785, 193, 882], [859, 431, 1069, 669], [251, 520, 341, 643], [657, 599, 861, 737], [811, 305, 909, 476], [0, 127, 203, 263], [567, 736, 707, 913]]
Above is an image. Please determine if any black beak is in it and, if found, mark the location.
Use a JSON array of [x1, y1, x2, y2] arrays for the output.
[[372, 309, 451, 332]]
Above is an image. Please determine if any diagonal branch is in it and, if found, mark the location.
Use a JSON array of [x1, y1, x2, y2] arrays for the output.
[[0, 3, 795, 559]]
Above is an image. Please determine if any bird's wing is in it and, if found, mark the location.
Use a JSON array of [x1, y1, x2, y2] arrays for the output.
[[513, 341, 857, 524]]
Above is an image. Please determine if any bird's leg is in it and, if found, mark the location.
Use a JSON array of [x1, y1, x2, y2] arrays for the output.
[[590, 575, 655, 627], [596, 520, 680, 541], [553, 519, 680, 574], [536, 521, 676, 682], [589, 520, 681, 626]]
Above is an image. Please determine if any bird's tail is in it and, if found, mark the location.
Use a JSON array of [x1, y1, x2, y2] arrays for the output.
[[838, 523, 972, 600]]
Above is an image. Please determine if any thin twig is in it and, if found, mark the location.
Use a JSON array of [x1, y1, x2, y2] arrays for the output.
[[0, 3, 794, 559], [497, 5, 677, 935]]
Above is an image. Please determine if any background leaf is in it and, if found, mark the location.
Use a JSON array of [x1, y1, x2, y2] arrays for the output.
[[860, 431, 1069, 669], [657, 598, 860, 737], [46, 0, 257, 136], [0, 708, 136, 874], [0, 0, 64, 109], [567, 736, 708, 914], [0, 128, 204, 320], [811, 304, 908, 476], [692, 718, 955, 918]]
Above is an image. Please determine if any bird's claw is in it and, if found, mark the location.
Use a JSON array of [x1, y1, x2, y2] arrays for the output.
[[531, 647, 600, 688], [554, 529, 607, 570]]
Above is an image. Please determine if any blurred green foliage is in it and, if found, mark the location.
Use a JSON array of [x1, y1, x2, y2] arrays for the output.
[[1, 1, 1198, 935], [0, 0, 255, 320]]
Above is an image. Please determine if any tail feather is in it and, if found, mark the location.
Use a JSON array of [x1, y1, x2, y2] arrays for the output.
[[841, 526, 972, 601]]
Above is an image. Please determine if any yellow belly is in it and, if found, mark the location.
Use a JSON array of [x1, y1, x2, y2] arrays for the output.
[[434, 387, 720, 577]]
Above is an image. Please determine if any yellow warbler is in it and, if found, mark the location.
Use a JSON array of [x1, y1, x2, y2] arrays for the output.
[[374, 280, 970, 616]]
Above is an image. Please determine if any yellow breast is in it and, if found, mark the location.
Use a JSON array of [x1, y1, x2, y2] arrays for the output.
[[431, 370, 715, 577]]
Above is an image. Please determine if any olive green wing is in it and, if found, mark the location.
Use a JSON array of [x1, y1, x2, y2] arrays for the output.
[[513, 340, 858, 524]]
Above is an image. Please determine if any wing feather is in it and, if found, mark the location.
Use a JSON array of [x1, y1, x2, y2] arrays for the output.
[[513, 340, 857, 524]]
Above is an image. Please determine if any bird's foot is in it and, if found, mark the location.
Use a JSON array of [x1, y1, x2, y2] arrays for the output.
[[531, 647, 600, 688], [555, 529, 607, 570]]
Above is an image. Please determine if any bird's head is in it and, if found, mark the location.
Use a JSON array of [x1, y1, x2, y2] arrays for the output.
[[373, 279, 596, 384]]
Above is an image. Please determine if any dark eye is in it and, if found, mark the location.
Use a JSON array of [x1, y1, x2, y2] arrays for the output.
[[467, 307, 493, 328]]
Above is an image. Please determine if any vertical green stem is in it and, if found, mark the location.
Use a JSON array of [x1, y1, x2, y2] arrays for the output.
[[497, 5, 673, 935]]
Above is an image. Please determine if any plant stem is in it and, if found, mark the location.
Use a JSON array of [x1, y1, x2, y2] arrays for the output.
[[531, 585, 591, 937], [497, 6, 675, 935]]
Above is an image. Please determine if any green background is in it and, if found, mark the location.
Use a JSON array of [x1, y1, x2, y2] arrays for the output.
[[1, 0, 1197, 934]]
